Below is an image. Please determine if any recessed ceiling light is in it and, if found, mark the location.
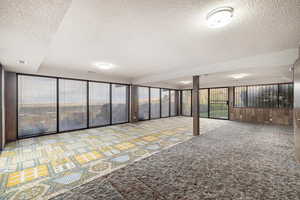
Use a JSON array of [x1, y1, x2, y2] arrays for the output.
[[207, 7, 234, 28], [93, 62, 116, 70], [229, 73, 249, 79], [180, 81, 192, 85], [18, 60, 27, 64]]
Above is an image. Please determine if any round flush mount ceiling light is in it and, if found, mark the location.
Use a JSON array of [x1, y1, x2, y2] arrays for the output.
[[229, 73, 249, 79], [18, 60, 27, 64], [93, 62, 116, 70], [180, 81, 192, 85], [207, 7, 234, 28]]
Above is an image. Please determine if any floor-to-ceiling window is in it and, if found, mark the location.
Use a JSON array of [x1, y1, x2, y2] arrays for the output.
[[161, 89, 170, 117], [89, 82, 110, 127], [150, 88, 160, 119], [170, 90, 176, 116], [209, 88, 228, 119], [17, 73, 179, 139], [199, 89, 209, 118], [112, 84, 129, 124], [234, 83, 293, 108], [59, 79, 87, 131], [138, 87, 150, 120], [182, 90, 192, 116], [234, 86, 247, 107], [18, 75, 57, 138], [278, 83, 293, 108]]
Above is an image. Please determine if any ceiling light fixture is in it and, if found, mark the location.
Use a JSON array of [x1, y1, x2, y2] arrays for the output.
[[229, 73, 249, 79], [18, 60, 27, 64], [207, 7, 234, 28], [93, 62, 116, 70], [180, 81, 192, 85]]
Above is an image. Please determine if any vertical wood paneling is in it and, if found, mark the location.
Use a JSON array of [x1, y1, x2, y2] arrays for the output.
[[5, 72, 17, 142], [230, 107, 293, 125]]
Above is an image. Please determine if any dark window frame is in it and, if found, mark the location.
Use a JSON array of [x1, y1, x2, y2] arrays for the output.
[[181, 89, 192, 117], [137, 86, 150, 121], [58, 78, 88, 132], [136, 86, 179, 120], [181, 87, 229, 120], [17, 75, 58, 138], [16, 73, 130, 139], [88, 81, 111, 128], [233, 83, 293, 108]]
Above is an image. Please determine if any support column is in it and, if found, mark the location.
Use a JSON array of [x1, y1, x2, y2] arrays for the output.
[[192, 76, 200, 136], [130, 85, 139, 123], [175, 90, 179, 116]]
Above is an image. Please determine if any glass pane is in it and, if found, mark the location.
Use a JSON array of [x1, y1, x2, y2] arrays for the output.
[[112, 84, 129, 124], [209, 88, 228, 119], [182, 90, 191, 116], [161, 89, 169, 117], [138, 87, 149, 120], [199, 89, 208, 118], [18, 75, 57, 137], [234, 87, 247, 107], [150, 88, 160, 119], [59, 79, 87, 131], [248, 86, 258, 107], [247, 85, 278, 108], [170, 90, 176, 116], [89, 82, 110, 127], [279, 83, 293, 108]]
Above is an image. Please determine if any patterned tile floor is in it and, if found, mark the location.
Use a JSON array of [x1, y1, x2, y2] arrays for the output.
[[0, 117, 226, 200], [52, 120, 299, 200]]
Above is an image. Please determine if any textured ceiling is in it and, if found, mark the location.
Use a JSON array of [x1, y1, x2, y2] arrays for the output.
[[162, 65, 294, 89], [1, 0, 300, 85], [0, 0, 72, 72]]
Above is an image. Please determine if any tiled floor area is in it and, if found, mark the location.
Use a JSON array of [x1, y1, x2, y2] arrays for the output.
[[52, 120, 300, 200], [0, 117, 226, 200], [1, 118, 299, 200]]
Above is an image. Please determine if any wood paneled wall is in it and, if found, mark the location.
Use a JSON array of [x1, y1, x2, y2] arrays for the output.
[[5, 71, 17, 142], [228, 87, 293, 126], [230, 107, 293, 126]]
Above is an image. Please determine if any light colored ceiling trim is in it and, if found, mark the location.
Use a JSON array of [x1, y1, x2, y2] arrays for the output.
[[132, 48, 299, 84], [37, 67, 131, 84]]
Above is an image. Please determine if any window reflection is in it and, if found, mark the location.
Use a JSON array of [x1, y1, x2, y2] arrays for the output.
[[138, 87, 149, 120], [182, 90, 191, 116], [161, 89, 170, 117], [150, 88, 160, 119], [112, 84, 129, 124], [18, 75, 57, 137], [89, 82, 110, 126], [59, 79, 87, 131]]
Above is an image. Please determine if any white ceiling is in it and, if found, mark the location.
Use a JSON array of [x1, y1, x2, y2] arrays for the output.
[[0, 0, 72, 72], [165, 65, 294, 89], [1, 0, 300, 86]]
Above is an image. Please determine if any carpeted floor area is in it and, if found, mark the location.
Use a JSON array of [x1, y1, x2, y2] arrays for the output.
[[52, 120, 300, 200], [0, 117, 228, 200]]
